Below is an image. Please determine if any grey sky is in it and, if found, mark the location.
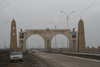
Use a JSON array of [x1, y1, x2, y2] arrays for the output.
[[0, 0, 100, 49]]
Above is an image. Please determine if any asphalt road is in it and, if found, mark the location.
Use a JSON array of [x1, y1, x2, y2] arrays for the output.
[[33, 52, 100, 67]]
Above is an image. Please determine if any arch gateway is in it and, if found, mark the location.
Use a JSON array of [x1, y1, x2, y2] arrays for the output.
[[19, 29, 78, 52]]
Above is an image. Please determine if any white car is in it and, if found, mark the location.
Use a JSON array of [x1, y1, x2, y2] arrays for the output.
[[10, 52, 23, 62]]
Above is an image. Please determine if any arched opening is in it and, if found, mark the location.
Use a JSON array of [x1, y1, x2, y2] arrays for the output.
[[26, 35, 45, 51], [51, 34, 69, 51]]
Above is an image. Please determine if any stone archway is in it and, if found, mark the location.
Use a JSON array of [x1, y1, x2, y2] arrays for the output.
[[26, 34, 45, 50], [19, 29, 77, 52], [51, 34, 69, 50], [48, 29, 77, 52]]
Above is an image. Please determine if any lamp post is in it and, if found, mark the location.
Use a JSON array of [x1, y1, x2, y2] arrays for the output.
[[60, 11, 75, 52], [51, 22, 61, 50]]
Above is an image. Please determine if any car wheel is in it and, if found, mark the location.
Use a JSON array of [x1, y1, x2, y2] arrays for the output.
[[10, 60, 13, 62], [21, 60, 23, 62]]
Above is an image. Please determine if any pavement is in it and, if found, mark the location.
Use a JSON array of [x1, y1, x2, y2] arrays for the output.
[[33, 52, 100, 67]]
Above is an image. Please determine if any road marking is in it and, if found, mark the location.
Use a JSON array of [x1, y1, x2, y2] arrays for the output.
[[56, 54, 100, 62]]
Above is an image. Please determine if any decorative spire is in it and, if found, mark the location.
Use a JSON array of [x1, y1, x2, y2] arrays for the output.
[[12, 17, 15, 22], [78, 17, 84, 24]]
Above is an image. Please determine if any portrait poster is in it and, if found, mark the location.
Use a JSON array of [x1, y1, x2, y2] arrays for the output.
[[20, 33, 24, 38], [72, 32, 76, 38]]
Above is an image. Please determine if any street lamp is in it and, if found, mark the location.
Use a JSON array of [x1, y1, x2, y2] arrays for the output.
[[51, 22, 61, 50], [60, 11, 75, 51]]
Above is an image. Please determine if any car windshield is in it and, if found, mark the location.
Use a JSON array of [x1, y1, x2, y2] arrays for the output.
[[11, 52, 22, 55]]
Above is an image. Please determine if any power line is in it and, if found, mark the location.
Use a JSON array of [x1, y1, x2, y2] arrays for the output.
[[59, 22, 66, 28], [70, 0, 97, 20], [59, 0, 97, 28]]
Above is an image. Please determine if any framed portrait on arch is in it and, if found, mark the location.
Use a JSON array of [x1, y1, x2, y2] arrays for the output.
[[72, 32, 76, 38], [20, 33, 24, 38]]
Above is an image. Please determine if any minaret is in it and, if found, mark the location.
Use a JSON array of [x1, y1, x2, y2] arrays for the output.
[[78, 18, 85, 51], [10, 18, 17, 51]]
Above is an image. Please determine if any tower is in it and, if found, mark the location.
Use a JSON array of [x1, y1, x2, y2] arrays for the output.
[[10, 19, 17, 51], [78, 19, 85, 51]]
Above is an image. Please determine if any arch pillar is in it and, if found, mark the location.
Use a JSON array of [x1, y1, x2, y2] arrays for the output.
[[45, 39, 51, 52], [19, 32, 26, 52], [45, 29, 51, 52], [70, 31, 77, 52]]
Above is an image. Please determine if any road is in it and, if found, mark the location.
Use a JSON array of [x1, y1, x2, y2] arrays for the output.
[[33, 52, 100, 67]]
